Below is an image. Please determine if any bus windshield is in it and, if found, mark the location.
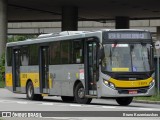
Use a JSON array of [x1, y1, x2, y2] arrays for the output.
[[101, 43, 152, 72]]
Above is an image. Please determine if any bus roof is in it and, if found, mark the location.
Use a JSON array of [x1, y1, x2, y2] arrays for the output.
[[6, 29, 150, 47]]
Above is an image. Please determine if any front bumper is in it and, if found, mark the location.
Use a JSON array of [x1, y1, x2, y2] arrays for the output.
[[100, 82, 155, 97]]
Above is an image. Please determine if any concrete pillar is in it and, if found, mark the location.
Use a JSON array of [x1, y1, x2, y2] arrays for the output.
[[157, 27, 160, 40], [115, 16, 129, 29], [62, 6, 78, 31], [0, 0, 7, 57]]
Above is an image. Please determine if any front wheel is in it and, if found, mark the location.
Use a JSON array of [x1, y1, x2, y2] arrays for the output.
[[74, 83, 92, 104], [26, 81, 43, 101], [116, 97, 133, 106]]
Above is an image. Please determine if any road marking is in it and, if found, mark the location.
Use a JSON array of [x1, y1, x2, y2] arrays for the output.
[[102, 106, 116, 109], [81, 105, 100, 108], [70, 104, 82, 107], [41, 103, 54, 105], [0, 100, 15, 103], [0, 99, 160, 111], [17, 101, 28, 104], [139, 108, 154, 110]]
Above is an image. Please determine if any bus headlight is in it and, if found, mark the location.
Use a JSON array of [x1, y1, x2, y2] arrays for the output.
[[149, 79, 155, 88], [110, 83, 115, 89], [103, 79, 109, 85], [103, 79, 115, 89]]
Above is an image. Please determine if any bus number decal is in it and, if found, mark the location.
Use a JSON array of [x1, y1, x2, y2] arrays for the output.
[[22, 74, 27, 78], [138, 82, 147, 86]]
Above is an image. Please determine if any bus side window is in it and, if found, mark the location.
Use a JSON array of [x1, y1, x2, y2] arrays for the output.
[[50, 42, 61, 65], [7, 47, 12, 66], [73, 40, 83, 64], [61, 40, 71, 64], [21, 47, 29, 66], [29, 45, 38, 65]]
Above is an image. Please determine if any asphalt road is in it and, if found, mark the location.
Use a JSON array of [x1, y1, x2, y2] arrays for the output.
[[0, 88, 160, 120]]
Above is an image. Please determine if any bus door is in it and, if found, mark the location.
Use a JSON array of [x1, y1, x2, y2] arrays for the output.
[[39, 46, 49, 93], [12, 48, 21, 92], [84, 39, 99, 96]]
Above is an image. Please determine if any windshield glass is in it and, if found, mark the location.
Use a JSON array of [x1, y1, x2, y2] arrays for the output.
[[101, 43, 152, 72]]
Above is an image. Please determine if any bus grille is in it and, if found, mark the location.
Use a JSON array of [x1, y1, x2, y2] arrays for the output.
[[114, 74, 149, 80]]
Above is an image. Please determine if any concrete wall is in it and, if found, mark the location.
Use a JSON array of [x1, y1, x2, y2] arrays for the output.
[[8, 20, 158, 35]]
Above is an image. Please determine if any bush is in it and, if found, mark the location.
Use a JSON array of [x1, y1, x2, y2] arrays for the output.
[[0, 53, 5, 81], [0, 80, 5, 88]]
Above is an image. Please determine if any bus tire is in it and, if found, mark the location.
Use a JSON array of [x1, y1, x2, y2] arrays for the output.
[[26, 81, 43, 101], [116, 97, 133, 106], [61, 96, 74, 102], [74, 82, 92, 104]]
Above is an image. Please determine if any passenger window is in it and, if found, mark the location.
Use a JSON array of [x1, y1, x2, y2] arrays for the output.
[[50, 42, 60, 64], [73, 40, 84, 64], [21, 46, 29, 66], [61, 41, 71, 64], [29, 44, 39, 65]]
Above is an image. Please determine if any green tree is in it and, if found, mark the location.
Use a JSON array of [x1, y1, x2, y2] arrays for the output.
[[0, 53, 5, 82], [7, 35, 37, 42]]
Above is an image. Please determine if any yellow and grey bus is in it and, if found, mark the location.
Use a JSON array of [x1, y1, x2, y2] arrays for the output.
[[5, 29, 155, 105]]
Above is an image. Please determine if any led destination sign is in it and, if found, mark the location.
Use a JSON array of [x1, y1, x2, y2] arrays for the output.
[[108, 32, 150, 40]]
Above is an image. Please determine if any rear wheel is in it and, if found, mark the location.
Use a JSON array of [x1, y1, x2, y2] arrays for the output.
[[116, 97, 133, 106], [74, 82, 92, 104], [26, 81, 43, 101], [61, 96, 74, 102]]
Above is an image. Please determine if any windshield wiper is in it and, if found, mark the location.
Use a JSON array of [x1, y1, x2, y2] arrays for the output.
[[129, 44, 133, 72]]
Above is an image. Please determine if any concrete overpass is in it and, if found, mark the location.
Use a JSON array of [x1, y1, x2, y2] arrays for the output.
[[1, 0, 160, 56], [7, 0, 160, 21]]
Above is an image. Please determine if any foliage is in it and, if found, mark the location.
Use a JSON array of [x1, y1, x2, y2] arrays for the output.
[[0, 53, 5, 88], [7, 35, 37, 42], [0, 53, 5, 81], [0, 80, 5, 88], [134, 95, 160, 101]]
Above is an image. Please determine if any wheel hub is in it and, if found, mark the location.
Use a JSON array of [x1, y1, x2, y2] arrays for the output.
[[78, 88, 85, 98]]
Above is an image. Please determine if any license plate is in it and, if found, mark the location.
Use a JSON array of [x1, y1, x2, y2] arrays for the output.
[[129, 90, 137, 94]]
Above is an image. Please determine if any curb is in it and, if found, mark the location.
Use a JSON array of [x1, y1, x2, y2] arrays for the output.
[[133, 100, 160, 104]]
